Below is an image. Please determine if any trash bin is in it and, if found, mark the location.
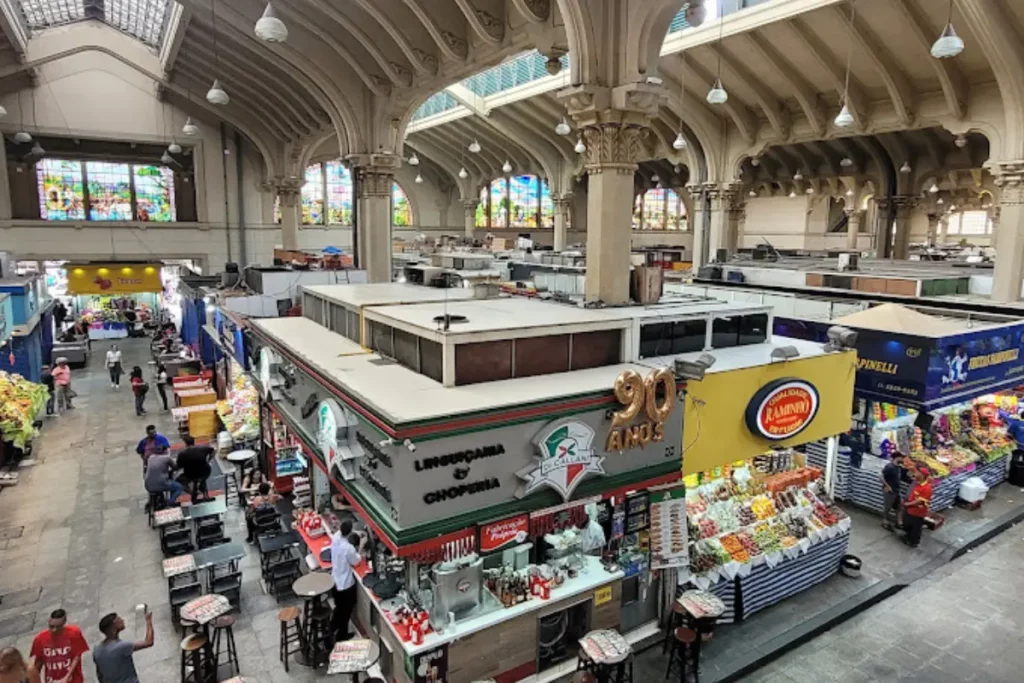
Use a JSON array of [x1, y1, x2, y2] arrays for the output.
[[1010, 450, 1024, 487]]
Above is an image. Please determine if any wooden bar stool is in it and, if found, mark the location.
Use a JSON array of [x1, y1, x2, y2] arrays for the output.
[[179, 634, 211, 683], [307, 605, 334, 668], [663, 601, 687, 654], [212, 615, 240, 678], [278, 606, 305, 672], [665, 627, 697, 683]]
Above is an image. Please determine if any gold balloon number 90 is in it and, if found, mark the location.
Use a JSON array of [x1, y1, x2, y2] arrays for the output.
[[611, 368, 677, 428]]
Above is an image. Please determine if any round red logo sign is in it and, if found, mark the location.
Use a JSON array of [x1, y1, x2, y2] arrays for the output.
[[745, 378, 819, 441]]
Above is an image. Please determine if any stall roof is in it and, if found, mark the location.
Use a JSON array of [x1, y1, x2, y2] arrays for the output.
[[835, 303, 1002, 337], [302, 282, 475, 308], [251, 315, 832, 425]]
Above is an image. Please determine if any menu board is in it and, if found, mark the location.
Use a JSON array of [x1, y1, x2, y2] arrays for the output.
[[649, 484, 688, 570], [412, 644, 449, 683]]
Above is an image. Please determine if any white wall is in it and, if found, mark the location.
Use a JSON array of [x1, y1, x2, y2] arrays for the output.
[[741, 196, 811, 250]]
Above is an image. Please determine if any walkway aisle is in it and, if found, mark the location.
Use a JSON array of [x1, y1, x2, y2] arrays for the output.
[[0, 339, 312, 683], [740, 529, 1024, 683]]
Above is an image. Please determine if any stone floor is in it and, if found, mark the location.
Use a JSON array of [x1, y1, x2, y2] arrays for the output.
[[0, 338, 314, 683], [737, 528, 1024, 683]]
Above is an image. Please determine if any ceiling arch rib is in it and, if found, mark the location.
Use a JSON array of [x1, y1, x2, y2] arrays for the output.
[[457, 120, 537, 176], [684, 52, 756, 144], [503, 100, 577, 160], [345, 0, 439, 75], [417, 127, 488, 177], [829, 5, 913, 127], [891, 0, 966, 120], [404, 136, 474, 193], [179, 0, 364, 155], [788, 18, 867, 131], [180, 28, 320, 135], [446, 119, 507, 171], [453, 0, 505, 45], [173, 59, 301, 140], [707, 42, 789, 139], [399, 0, 469, 61], [487, 110, 564, 180], [744, 32, 824, 138]]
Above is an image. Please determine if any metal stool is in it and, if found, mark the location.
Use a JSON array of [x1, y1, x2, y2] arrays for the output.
[[179, 618, 200, 635], [179, 634, 211, 683], [665, 627, 697, 683], [278, 606, 305, 672], [662, 601, 687, 654], [306, 605, 333, 668], [212, 615, 240, 678], [222, 465, 239, 505]]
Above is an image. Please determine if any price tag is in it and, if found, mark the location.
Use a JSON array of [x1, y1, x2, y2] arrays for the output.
[[594, 585, 612, 606]]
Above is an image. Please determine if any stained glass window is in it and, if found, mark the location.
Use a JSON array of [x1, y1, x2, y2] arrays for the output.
[[507, 175, 535, 228], [490, 178, 509, 229], [133, 165, 175, 222], [475, 186, 488, 227], [666, 189, 686, 230], [632, 194, 644, 229], [540, 181, 554, 228], [37, 159, 85, 220], [643, 188, 666, 231], [301, 164, 324, 225], [634, 188, 686, 230], [85, 162, 133, 220], [392, 183, 412, 227], [325, 161, 353, 225]]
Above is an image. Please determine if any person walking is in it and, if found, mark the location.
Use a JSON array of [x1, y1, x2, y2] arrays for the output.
[[329, 519, 362, 642], [93, 610, 153, 683], [154, 363, 169, 411], [129, 366, 148, 416], [902, 466, 933, 549], [105, 345, 123, 389], [176, 435, 214, 501], [52, 301, 67, 332], [51, 359, 72, 414], [40, 365, 55, 417], [30, 610, 88, 683]]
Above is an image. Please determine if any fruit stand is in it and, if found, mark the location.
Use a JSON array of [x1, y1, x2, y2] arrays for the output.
[[0, 369, 48, 466]]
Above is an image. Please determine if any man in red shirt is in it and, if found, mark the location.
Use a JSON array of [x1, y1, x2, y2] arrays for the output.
[[903, 466, 933, 548], [30, 610, 88, 683]]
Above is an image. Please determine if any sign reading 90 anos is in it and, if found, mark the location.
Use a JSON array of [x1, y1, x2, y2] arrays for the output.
[[744, 378, 820, 441], [606, 368, 677, 452]]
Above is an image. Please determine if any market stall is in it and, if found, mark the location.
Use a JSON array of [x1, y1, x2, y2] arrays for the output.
[[63, 263, 165, 339], [678, 350, 857, 623], [215, 358, 260, 443], [776, 304, 1024, 514], [0, 275, 45, 382]]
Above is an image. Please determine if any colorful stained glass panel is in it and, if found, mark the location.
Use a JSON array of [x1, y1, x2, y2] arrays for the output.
[[643, 189, 666, 230], [490, 178, 509, 229], [508, 175, 537, 228], [133, 165, 175, 222], [666, 189, 686, 230], [86, 161, 133, 220], [325, 161, 352, 225], [632, 194, 643, 229], [392, 183, 412, 226], [301, 163, 324, 224], [475, 186, 488, 227], [539, 178, 553, 228], [37, 158, 85, 220]]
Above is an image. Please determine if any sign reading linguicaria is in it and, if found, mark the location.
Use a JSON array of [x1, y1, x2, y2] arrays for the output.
[[745, 378, 820, 441]]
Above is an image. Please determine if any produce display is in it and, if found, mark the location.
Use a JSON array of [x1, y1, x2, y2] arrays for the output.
[[686, 461, 847, 577], [216, 366, 259, 439], [0, 371, 47, 448]]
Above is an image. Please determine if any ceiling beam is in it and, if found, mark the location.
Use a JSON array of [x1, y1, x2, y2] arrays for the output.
[[789, 17, 867, 131], [0, 0, 28, 55], [398, 0, 468, 61], [159, 2, 190, 73], [445, 84, 491, 117], [346, 0, 438, 75], [745, 32, 824, 137], [830, 5, 913, 126]]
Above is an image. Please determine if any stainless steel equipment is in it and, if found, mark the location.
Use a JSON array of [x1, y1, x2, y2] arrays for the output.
[[432, 556, 484, 616]]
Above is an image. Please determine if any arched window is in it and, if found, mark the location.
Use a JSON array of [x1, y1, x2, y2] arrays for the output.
[[947, 210, 993, 236], [276, 161, 354, 226], [392, 183, 412, 226], [475, 175, 554, 229], [301, 164, 324, 225], [633, 188, 686, 230]]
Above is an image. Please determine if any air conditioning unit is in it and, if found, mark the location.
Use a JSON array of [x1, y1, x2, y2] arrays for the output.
[[837, 252, 859, 272]]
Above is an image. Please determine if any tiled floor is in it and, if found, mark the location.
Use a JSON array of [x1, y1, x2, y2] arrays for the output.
[[0, 339, 313, 683]]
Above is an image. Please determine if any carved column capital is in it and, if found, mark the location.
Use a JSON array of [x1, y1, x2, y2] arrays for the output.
[[461, 198, 479, 215], [578, 123, 651, 174], [347, 153, 400, 199], [553, 193, 573, 209], [994, 160, 1024, 206], [891, 195, 919, 215], [272, 177, 303, 207]]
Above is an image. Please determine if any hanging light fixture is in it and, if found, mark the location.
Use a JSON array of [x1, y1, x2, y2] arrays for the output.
[[168, 142, 182, 154], [835, 0, 856, 128], [806, 187, 815, 194], [937, 197, 944, 204], [954, 134, 968, 149], [748, 189, 757, 198], [458, 167, 468, 179], [931, 0, 964, 59], [207, 79, 229, 105], [674, 54, 689, 150], [182, 117, 199, 136], [846, 188, 854, 197], [0, 104, 7, 119], [13, 131, 31, 143], [672, 133, 687, 150], [415, 173, 423, 184], [468, 139, 481, 154], [408, 153, 420, 166], [160, 151, 174, 164], [793, 170, 804, 181], [706, 18, 728, 104], [751, 157, 760, 167], [840, 157, 853, 167], [555, 117, 571, 136], [502, 160, 512, 173], [929, 182, 940, 193], [30, 140, 45, 157], [574, 137, 586, 154], [207, 1, 229, 105], [788, 190, 797, 199], [900, 160, 911, 174], [255, 1, 288, 43]]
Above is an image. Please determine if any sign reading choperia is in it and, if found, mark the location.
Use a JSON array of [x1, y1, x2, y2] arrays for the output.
[[745, 378, 820, 441], [606, 368, 676, 452]]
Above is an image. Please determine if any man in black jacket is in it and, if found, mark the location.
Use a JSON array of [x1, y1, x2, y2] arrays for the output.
[[41, 364, 55, 416]]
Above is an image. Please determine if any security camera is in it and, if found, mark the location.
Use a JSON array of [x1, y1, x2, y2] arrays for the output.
[[404, 438, 416, 452], [826, 325, 858, 349]]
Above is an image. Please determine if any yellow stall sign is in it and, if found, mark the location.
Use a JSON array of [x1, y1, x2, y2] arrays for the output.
[[683, 350, 856, 475], [65, 264, 163, 295], [594, 585, 612, 606]]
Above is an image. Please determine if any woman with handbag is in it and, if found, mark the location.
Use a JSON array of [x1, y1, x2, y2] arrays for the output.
[[130, 366, 149, 416], [105, 344, 123, 389], [154, 363, 170, 411]]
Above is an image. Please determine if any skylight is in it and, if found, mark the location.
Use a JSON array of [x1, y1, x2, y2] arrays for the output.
[[18, 0, 171, 48]]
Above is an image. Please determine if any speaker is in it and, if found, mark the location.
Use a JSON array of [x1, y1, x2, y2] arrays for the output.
[[913, 411, 934, 431]]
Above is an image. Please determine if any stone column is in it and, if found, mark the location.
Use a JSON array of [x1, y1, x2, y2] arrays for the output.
[[560, 83, 661, 304], [350, 154, 400, 283], [845, 208, 863, 251], [707, 184, 741, 259], [891, 196, 918, 259], [687, 184, 707, 270], [553, 194, 572, 251], [991, 162, 1024, 301], [275, 181, 301, 251], [926, 213, 941, 245], [461, 199, 478, 239]]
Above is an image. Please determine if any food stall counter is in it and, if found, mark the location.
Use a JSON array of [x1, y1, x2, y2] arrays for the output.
[[295, 523, 332, 570]]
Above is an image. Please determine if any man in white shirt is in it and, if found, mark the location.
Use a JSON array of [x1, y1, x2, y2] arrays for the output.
[[578, 504, 607, 556], [330, 520, 361, 642]]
